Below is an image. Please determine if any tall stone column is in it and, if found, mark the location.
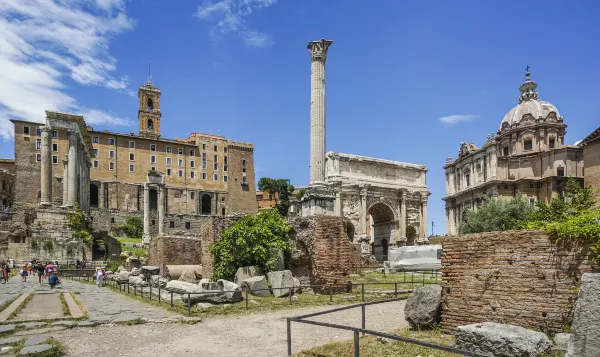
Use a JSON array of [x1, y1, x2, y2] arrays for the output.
[[62, 159, 69, 206], [421, 198, 428, 238], [158, 186, 165, 235], [399, 191, 407, 239], [142, 183, 150, 244], [40, 126, 53, 206], [359, 186, 368, 238], [307, 39, 333, 186], [334, 188, 341, 216], [67, 130, 78, 207]]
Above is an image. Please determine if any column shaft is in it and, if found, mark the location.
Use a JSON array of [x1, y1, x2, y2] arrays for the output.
[[67, 131, 78, 206], [158, 186, 165, 235], [400, 194, 407, 238], [40, 126, 53, 205], [421, 201, 428, 238], [62, 159, 69, 205], [142, 184, 150, 243], [359, 192, 367, 238]]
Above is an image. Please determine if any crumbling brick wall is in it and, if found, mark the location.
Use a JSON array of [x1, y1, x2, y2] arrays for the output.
[[441, 230, 596, 334]]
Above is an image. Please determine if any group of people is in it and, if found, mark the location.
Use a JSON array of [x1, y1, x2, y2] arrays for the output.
[[1, 259, 61, 288]]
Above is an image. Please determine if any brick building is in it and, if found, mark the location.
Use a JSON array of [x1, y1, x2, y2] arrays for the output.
[[9, 78, 256, 230], [580, 126, 600, 206]]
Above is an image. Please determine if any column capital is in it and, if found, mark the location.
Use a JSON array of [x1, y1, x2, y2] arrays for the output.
[[40, 125, 52, 133], [308, 38, 333, 61]]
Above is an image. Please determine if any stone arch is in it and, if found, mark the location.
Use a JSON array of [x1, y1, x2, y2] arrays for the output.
[[147, 98, 153, 110], [345, 221, 355, 241], [90, 183, 99, 208], [367, 202, 397, 262], [91, 231, 122, 261], [201, 194, 212, 215]]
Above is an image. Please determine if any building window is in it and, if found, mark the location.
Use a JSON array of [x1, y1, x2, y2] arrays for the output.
[[51, 130, 58, 138], [36, 153, 41, 161], [169, 221, 175, 228], [242, 167, 247, 173], [166, 157, 172, 165], [36, 128, 41, 136], [202, 144, 206, 150], [166, 146, 172, 153], [190, 192, 195, 200], [129, 141, 135, 149], [224, 147, 227, 153], [178, 159, 183, 167], [190, 150, 195, 157], [202, 172, 207, 180], [190, 160, 195, 168], [214, 163, 219, 170], [242, 176, 247, 184], [93, 149, 99, 157], [52, 155, 58, 164], [524, 139, 533, 151], [151, 166, 156, 171], [185, 222, 191, 230], [557, 167, 565, 177], [214, 173, 218, 181], [93, 160, 99, 168], [178, 170, 183, 177], [109, 162, 115, 170], [224, 175, 228, 182], [92, 136, 99, 143], [23, 126, 30, 135], [529, 182, 535, 189], [167, 168, 171, 176], [36, 140, 41, 150], [150, 155, 156, 163], [529, 198, 536, 206], [150, 144, 156, 152], [110, 217, 115, 224], [191, 171, 195, 179], [129, 153, 135, 161], [52, 143, 58, 152], [129, 164, 135, 172], [178, 148, 183, 155], [549, 137, 555, 149], [221, 207, 226, 216], [109, 138, 115, 145], [214, 145, 217, 151], [202, 153, 207, 168], [109, 150, 115, 159], [503, 146, 509, 156]]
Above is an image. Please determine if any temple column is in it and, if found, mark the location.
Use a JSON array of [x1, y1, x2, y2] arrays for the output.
[[40, 126, 53, 206], [359, 186, 368, 239], [62, 158, 69, 206], [67, 130, 78, 207], [420, 198, 428, 238], [99, 182, 105, 209], [158, 185, 165, 235], [400, 191, 407, 239], [334, 188, 341, 216], [142, 183, 150, 244]]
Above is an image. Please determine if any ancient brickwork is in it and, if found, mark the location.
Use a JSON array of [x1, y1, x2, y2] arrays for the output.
[[583, 138, 600, 206], [105, 182, 141, 211], [441, 230, 596, 334], [148, 235, 202, 276], [226, 144, 256, 215]]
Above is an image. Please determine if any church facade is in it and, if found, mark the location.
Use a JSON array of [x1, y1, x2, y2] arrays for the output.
[[443, 71, 584, 235]]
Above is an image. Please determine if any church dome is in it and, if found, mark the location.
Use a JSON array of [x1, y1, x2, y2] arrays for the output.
[[499, 71, 560, 132]]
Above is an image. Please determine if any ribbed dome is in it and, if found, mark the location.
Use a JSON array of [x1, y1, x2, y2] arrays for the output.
[[499, 71, 560, 132]]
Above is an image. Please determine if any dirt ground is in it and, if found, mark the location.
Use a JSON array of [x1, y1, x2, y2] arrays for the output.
[[59, 300, 408, 357]]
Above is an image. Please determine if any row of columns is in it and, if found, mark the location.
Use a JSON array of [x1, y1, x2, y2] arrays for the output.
[[142, 183, 165, 244]]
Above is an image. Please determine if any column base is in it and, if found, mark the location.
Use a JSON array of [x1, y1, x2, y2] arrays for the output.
[[39, 201, 51, 208], [142, 233, 151, 245]]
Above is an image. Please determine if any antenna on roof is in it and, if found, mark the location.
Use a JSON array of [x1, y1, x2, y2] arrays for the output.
[[147, 61, 152, 85]]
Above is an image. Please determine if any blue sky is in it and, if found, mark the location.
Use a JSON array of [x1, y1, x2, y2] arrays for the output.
[[1, 0, 599, 234]]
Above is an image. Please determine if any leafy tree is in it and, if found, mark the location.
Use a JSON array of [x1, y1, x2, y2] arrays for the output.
[[257, 177, 295, 216], [459, 196, 533, 234], [296, 188, 307, 200], [210, 209, 293, 280], [66, 204, 93, 244], [122, 217, 143, 238]]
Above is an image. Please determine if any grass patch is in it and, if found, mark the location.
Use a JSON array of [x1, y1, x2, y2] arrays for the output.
[[59, 294, 70, 317], [70, 293, 89, 319], [294, 328, 460, 357], [124, 318, 145, 326], [116, 237, 143, 244], [7, 294, 34, 321], [14, 337, 66, 357], [351, 271, 441, 291]]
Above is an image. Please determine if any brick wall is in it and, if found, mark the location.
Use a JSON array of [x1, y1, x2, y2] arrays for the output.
[[147, 235, 203, 276], [583, 139, 600, 206], [226, 145, 256, 215], [441, 230, 596, 334]]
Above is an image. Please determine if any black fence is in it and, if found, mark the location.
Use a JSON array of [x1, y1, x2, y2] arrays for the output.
[[286, 299, 490, 357]]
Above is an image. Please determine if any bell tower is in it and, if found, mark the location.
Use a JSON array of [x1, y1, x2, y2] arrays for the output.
[[138, 70, 161, 138]]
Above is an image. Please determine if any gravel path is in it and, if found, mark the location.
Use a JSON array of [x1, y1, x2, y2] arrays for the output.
[[59, 300, 408, 356]]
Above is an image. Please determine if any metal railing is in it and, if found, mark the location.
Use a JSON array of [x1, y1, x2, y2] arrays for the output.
[[286, 299, 489, 357]]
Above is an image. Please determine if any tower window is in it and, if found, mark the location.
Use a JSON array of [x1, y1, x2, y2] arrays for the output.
[[202, 144, 206, 150], [129, 141, 135, 149], [178, 159, 183, 167], [92, 136, 99, 143], [93, 160, 99, 168], [524, 139, 533, 151], [147, 119, 153, 130], [108, 138, 115, 146], [109, 162, 115, 170], [224, 147, 227, 153], [36, 140, 41, 150], [190, 192, 195, 200], [191, 171, 195, 179], [224, 175, 228, 182], [166, 146, 172, 153], [93, 149, 99, 157], [109, 150, 115, 159], [214, 173, 218, 181], [202, 172, 207, 180], [549, 137, 555, 149], [190, 150, 195, 157], [147, 98, 154, 110], [190, 160, 195, 168], [23, 126, 30, 135], [52, 155, 58, 164], [214, 145, 218, 151], [36, 128, 41, 136], [178, 148, 183, 155], [166, 157, 172, 165], [36, 153, 41, 161], [150, 155, 156, 163], [52, 130, 58, 138], [52, 143, 58, 152], [129, 164, 135, 172], [150, 144, 156, 152], [178, 170, 183, 177], [167, 168, 171, 176], [129, 153, 135, 161]]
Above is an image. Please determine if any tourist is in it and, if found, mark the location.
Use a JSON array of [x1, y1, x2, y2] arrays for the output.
[[1, 262, 8, 284], [20, 265, 28, 282], [27, 263, 33, 277], [49, 271, 60, 288], [36, 263, 45, 285], [95, 266, 103, 287]]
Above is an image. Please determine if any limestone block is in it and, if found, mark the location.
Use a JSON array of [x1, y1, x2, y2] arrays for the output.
[[241, 276, 271, 297], [404, 285, 442, 329], [165, 280, 198, 294], [141, 266, 160, 279], [116, 270, 131, 282], [130, 267, 141, 276], [566, 273, 600, 357], [217, 279, 242, 303], [455, 322, 552, 357], [150, 275, 168, 288], [178, 268, 200, 284], [233, 266, 262, 284], [267, 270, 294, 297]]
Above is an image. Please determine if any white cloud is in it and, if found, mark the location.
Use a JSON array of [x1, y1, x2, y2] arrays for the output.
[[195, 0, 277, 47], [438, 114, 479, 125], [0, 0, 135, 139]]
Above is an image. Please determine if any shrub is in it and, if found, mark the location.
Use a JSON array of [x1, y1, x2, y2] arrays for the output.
[[122, 217, 143, 239]]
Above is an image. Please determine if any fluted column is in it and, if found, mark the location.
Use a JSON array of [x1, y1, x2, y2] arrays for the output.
[[400, 192, 407, 239], [67, 130, 78, 207], [142, 183, 150, 244], [62, 158, 69, 206], [307, 39, 333, 186], [40, 126, 53, 206], [158, 185, 165, 235], [421, 198, 428, 238], [359, 186, 368, 238]]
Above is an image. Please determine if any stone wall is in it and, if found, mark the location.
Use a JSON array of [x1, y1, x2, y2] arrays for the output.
[[226, 144, 256, 215], [583, 139, 600, 206], [441, 230, 596, 334]]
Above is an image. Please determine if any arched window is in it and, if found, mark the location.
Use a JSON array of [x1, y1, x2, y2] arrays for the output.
[[147, 98, 153, 110], [147, 119, 153, 130], [201, 194, 212, 215]]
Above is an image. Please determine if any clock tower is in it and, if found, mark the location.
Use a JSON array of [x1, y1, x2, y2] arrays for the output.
[[138, 74, 161, 138]]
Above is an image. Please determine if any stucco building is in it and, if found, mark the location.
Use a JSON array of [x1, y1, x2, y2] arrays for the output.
[[443, 71, 584, 235]]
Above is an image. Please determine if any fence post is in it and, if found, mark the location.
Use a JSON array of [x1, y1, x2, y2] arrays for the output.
[[127, 284, 130, 294], [353, 330, 360, 357], [329, 284, 333, 304], [158, 285, 161, 305], [150, 285, 152, 301], [361, 304, 366, 336], [411, 272, 414, 289], [134, 286, 136, 297], [170, 291, 174, 308], [435, 270, 438, 283], [423, 272, 425, 286], [289, 288, 293, 305], [394, 283, 397, 298], [361, 284, 365, 303], [245, 290, 249, 310], [187, 293, 191, 317], [286, 318, 292, 356]]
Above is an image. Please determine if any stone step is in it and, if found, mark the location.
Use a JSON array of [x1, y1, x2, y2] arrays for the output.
[[0, 293, 30, 322], [62, 293, 84, 318]]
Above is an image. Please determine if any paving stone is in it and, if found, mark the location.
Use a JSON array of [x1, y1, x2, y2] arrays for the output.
[[51, 320, 75, 327], [0, 346, 13, 354], [111, 314, 142, 324], [88, 317, 112, 324], [19, 344, 54, 355], [0, 325, 16, 334], [18, 322, 46, 329], [76, 321, 96, 327], [23, 335, 50, 346], [14, 326, 66, 336], [0, 337, 22, 345]]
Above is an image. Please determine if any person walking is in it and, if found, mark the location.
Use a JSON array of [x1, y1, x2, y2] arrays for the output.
[[95, 266, 103, 287], [20, 265, 28, 282], [36, 263, 45, 285], [27, 263, 33, 277], [1, 262, 8, 284]]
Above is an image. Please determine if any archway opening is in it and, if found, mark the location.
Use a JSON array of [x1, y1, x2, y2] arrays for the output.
[[346, 222, 355, 241], [147, 98, 153, 110], [201, 194, 212, 215], [149, 189, 158, 211], [90, 183, 99, 207], [147, 119, 154, 130], [367, 202, 396, 262]]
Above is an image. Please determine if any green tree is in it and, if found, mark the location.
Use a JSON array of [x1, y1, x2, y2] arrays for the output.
[[296, 187, 307, 200], [210, 209, 293, 280], [257, 177, 295, 216], [66, 204, 93, 244], [459, 196, 533, 234], [122, 217, 143, 238]]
